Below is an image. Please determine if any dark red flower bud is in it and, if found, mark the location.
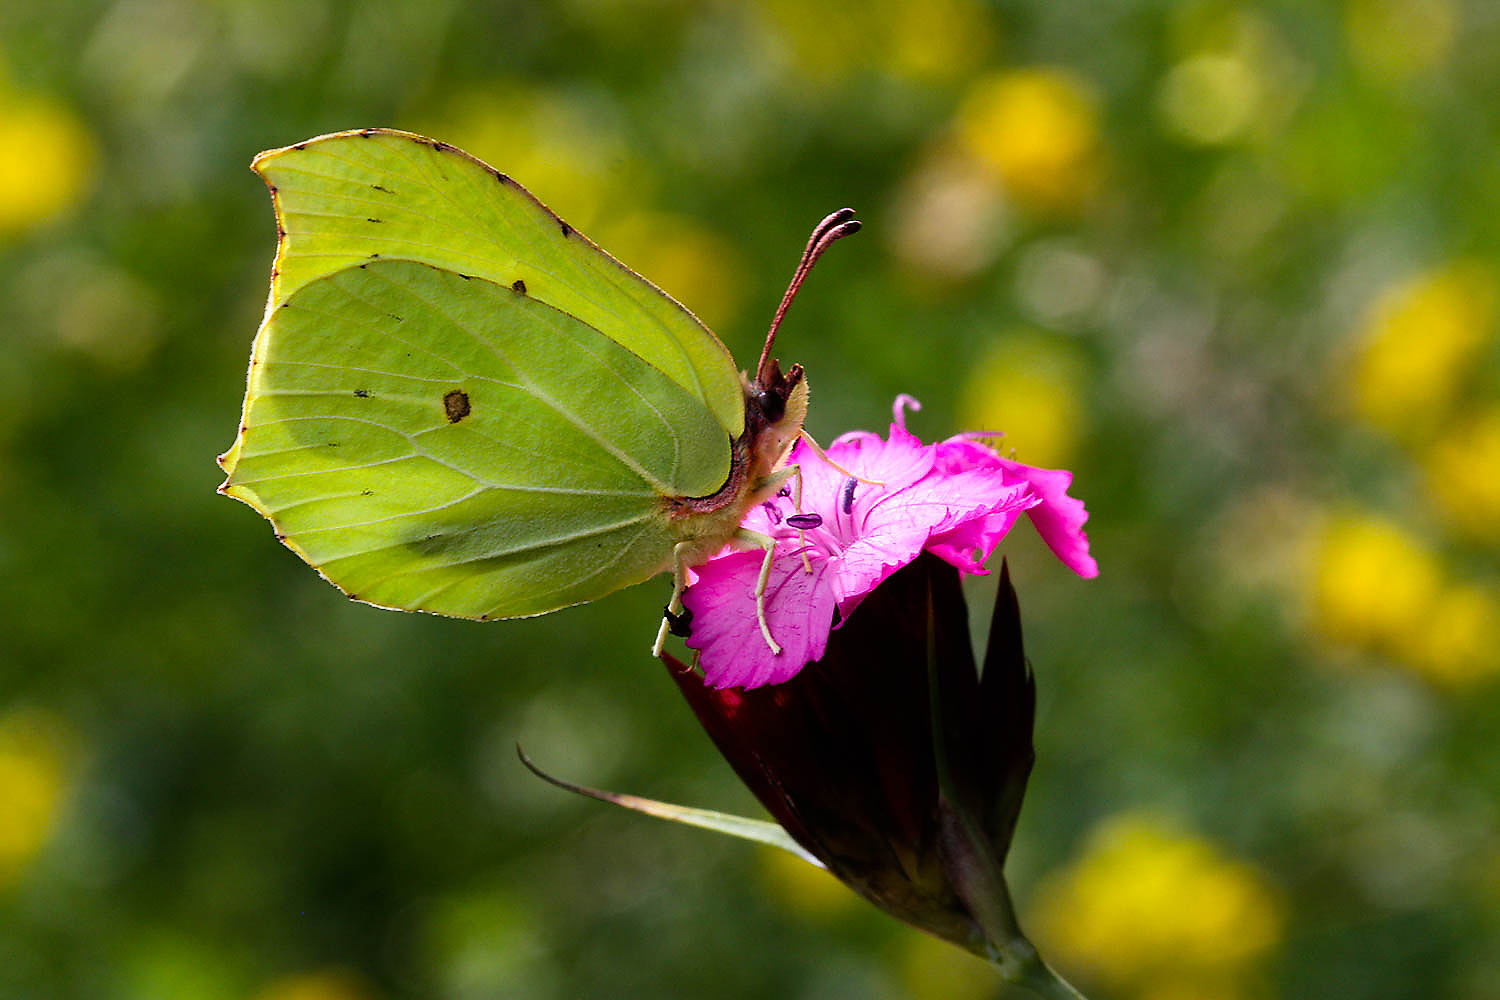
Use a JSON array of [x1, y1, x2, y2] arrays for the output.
[[665, 552, 1037, 960]]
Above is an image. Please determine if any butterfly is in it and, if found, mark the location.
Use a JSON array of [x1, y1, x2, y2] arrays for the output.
[[218, 129, 858, 655]]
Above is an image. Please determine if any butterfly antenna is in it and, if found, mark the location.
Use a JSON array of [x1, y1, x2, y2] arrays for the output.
[[756, 208, 861, 385]]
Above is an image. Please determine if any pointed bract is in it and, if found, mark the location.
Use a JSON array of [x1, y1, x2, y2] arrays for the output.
[[667, 553, 1038, 956]]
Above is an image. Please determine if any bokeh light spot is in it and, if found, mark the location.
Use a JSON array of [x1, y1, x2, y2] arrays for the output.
[[1157, 54, 1261, 145], [0, 709, 74, 889], [1345, 0, 1456, 83], [1423, 407, 1500, 546], [955, 68, 1103, 216], [1347, 263, 1495, 442], [757, 843, 858, 921], [1032, 813, 1283, 997], [958, 332, 1087, 469], [0, 95, 96, 237]]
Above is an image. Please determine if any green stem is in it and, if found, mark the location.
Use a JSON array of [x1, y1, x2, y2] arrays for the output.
[[991, 938, 1088, 1000]]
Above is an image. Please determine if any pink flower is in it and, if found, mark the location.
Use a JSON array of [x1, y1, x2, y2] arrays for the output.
[[683, 397, 1098, 688]]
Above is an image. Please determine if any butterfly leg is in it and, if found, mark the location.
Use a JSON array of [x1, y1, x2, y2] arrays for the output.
[[651, 540, 698, 658], [734, 528, 783, 656], [797, 430, 883, 485]]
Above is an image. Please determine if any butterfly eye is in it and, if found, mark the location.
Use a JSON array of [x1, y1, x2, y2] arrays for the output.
[[756, 387, 786, 425]]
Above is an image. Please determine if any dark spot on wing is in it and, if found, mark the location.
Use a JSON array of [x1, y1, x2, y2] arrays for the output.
[[366, 217, 382, 223], [511, 279, 527, 295], [369, 252, 381, 258], [559, 221, 572, 238], [444, 389, 471, 423], [353, 389, 370, 398], [360, 489, 374, 496], [292, 141, 308, 150], [358, 128, 376, 137], [372, 184, 393, 193], [388, 313, 402, 322], [458, 273, 472, 280], [267, 184, 278, 194]]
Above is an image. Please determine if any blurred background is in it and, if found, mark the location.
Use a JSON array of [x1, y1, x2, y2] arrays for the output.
[[2, 0, 1499, 997]]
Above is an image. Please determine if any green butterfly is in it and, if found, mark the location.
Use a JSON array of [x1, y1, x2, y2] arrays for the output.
[[218, 129, 858, 653]]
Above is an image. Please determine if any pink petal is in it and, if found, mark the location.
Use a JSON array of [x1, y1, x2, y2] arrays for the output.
[[828, 523, 933, 619], [684, 547, 838, 689], [927, 504, 1029, 574], [994, 456, 1099, 578], [826, 424, 934, 494]]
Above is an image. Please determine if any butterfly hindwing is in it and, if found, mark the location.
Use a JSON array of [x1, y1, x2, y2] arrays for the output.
[[223, 258, 729, 619]]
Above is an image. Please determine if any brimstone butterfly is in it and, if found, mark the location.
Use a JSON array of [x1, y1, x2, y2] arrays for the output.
[[218, 129, 858, 654]]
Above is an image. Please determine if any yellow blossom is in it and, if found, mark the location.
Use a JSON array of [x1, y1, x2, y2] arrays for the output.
[[1423, 407, 1500, 545], [956, 68, 1103, 216], [1399, 582, 1500, 686], [1347, 263, 1495, 442], [0, 709, 75, 888], [1307, 512, 1442, 657], [1032, 813, 1283, 998], [0, 93, 96, 236], [251, 970, 374, 1000], [958, 333, 1086, 469]]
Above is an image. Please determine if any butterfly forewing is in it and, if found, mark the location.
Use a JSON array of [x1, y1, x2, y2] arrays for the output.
[[253, 129, 745, 440]]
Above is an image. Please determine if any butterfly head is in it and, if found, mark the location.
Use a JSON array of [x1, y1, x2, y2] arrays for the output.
[[746, 358, 808, 477]]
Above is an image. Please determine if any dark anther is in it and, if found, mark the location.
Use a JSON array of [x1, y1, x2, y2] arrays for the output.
[[841, 477, 857, 514], [786, 513, 823, 530], [761, 501, 783, 524]]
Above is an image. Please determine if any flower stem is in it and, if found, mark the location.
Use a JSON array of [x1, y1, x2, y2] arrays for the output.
[[990, 936, 1089, 1000]]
